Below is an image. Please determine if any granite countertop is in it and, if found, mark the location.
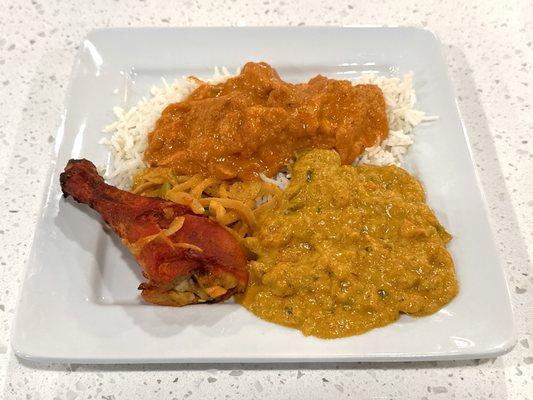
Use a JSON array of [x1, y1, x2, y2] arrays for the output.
[[1, 0, 532, 398]]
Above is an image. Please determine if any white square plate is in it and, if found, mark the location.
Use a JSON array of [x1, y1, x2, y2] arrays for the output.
[[12, 27, 515, 363]]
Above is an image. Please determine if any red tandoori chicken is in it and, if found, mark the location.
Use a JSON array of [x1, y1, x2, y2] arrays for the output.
[[60, 159, 249, 306]]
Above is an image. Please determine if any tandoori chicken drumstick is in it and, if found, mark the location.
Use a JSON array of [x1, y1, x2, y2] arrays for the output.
[[60, 159, 249, 306]]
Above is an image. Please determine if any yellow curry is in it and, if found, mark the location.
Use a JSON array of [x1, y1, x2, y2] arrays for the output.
[[238, 149, 458, 338]]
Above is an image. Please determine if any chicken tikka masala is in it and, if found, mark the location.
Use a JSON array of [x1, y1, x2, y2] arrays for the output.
[[145, 62, 388, 180]]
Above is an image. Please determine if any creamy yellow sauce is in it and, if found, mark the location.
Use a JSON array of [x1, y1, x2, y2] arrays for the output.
[[237, 149, 458, 338]]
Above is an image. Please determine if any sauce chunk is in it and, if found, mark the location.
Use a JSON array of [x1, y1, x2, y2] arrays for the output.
[[145, 62, 388, 180], [238, 149, 458, 338]]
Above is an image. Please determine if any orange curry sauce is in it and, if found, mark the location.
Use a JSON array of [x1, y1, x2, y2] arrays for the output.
[[145, 62, 388, 181]]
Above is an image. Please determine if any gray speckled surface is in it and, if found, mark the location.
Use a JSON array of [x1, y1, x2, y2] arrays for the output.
[[0, 0, 532, 398]]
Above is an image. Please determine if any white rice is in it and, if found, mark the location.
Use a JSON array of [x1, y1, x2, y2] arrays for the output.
[[101, 67, 435, 190], [355, 73, 436, 168]]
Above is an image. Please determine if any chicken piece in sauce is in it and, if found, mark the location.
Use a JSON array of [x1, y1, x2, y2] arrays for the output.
[[145, 62, 388, 181]]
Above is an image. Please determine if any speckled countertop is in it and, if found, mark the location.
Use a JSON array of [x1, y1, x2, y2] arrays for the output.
[[1, 0, 532, 398]]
